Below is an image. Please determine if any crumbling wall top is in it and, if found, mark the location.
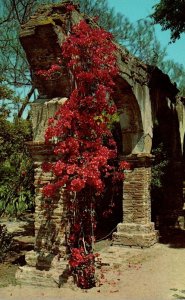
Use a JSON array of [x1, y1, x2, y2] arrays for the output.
[[19, 1, 179, 102], [19, 1, 82, 98]]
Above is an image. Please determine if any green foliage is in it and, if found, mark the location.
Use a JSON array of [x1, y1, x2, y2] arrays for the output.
[[0, 117, 34, 216], [152, 0, 185, 42], [73, 0, 134, 44], [0, 74, 34, 216], [0, 0, 37, 119], [0, 77, 14, 100], [160, 60, 185, 96], [151, 143, 169, 189], [73, 0, 166, 65], [124, 19, 167, 66], [0, 225, 12, 262]]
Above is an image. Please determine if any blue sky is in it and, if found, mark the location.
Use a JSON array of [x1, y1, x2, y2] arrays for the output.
[[107, 0, 185, 67]]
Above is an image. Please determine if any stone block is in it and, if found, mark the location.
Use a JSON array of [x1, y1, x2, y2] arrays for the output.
[[117, 222, 155, 233], [113, 231, 158, 248], [113, 222, 158, 247], [16, 257, 69, 288], [25, 250, 39, 267], [16, 266, 58, 287], [31, 98, 68, 141]]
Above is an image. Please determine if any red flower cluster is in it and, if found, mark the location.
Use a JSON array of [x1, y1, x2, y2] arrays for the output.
[[42, 20, 125, 196], [119, 160, 131, 170], [66, 4, 75, 11], [40, 18, 129, 289], [42, 183, 57, 198], [69, 247, 94, 268], [69, 247, 96, 288], [36, 64, 62, 80]]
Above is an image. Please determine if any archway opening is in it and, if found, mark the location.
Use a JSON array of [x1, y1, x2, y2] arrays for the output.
[[95, 77, 144, 241]]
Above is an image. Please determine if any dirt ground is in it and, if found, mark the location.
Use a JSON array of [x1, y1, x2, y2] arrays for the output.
[[0, 237, 185, 300]]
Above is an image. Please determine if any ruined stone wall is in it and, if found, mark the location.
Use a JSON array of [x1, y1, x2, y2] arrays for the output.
[[18, 0, 184, 259], [176, 98, 185, 221], [22, 98, 70, 275], [149, 69, 184, 227], [16, 98, 70, 286], [113, 154, 158, 247], [176, 98, 185, 160], [20, 2, 83, 99]]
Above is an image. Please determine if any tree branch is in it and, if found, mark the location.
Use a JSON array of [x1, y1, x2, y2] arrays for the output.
[[17, 86, 34, 118]]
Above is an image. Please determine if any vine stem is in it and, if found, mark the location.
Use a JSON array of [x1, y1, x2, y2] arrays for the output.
[[82, 236, 88, 254], [91, 199, 95, 251]]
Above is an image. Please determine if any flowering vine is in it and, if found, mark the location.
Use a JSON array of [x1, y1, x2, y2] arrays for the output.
[[39, 18, 129, 289]]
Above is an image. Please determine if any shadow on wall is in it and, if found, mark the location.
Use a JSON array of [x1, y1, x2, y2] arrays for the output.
[[95, 177, 123, 241], [149, 71, 184, 236], [113, 76, 144, 155]]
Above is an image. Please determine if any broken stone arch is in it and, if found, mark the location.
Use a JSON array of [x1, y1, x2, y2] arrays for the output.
[[16, 1, 185, 286], [96, 76, 154, 241], [19, 2, 160, 252]]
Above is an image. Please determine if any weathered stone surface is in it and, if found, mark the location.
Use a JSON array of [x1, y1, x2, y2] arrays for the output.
[[113, 154, 158, 247], [12, 236, 35, 250], [19, 0, 185, 159], [0, 217, 35, 264], [17, 0, 185, 286], [20, 2, 82, 99], [16, 96, 70, 285], [16, 266, 58, 287], [113, 222, 158, 248], [176, 97, 185, 156], [31, 97, 68, 141], [113, 231, 158, 248], [16, 256, 69, 287], [0, 221, 30, 235], [120, 155, 153, 224], [24, 250, 38, 267], [117, 222, 156, 234]]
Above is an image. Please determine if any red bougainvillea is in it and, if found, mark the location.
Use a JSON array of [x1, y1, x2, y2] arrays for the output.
[[39, 19, 129, 288]]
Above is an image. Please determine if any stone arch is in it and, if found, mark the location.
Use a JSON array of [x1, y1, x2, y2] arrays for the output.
[[95, 77, 145, 238], [113, 76, 149, 155], [112, 76, 158, 247]]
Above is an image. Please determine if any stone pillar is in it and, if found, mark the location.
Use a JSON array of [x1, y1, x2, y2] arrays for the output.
[[27, 142, 67, 257], [16, 100, 69, 287], [113, 154, 158, 247]]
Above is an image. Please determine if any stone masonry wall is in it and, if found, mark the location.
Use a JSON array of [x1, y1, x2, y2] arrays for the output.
[[16, 1, 184, 286], [113, 154, 158, 248], [16, 99, 69, 286], [123, 167, 151, 224]]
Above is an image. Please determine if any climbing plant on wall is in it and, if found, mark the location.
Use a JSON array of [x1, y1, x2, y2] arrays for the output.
[[39, 8, 129, 288]]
